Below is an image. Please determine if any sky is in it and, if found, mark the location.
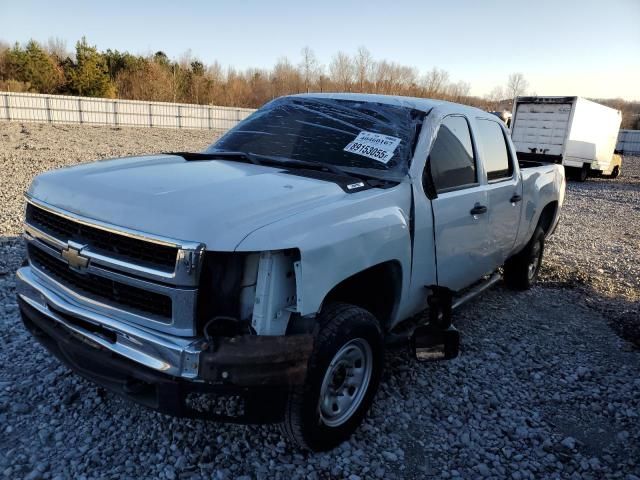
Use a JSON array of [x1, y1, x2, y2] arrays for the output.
[[2, 0, 639, 100]]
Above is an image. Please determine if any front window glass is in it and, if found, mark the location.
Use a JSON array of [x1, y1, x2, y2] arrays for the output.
[[428, 116, 477, 191], [206, 97, 425, 179]]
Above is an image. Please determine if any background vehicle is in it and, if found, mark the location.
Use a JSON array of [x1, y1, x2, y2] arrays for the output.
[[616, 129, 640, 155], [489, 110, 512, 128], [17, 94, 565, 451], [510, 96, 622, 181]]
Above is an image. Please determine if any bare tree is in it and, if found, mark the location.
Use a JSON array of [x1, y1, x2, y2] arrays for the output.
[[448, 81, 471, 103], [354, 46, 373, 92], [329, 51, 354, 92], [271, 56, 302, 97], [485, 85, 505, 110], [487, 85, 504, 101], [372, 60, 392, 94], [421, 67, 450, 98], [369, 60, 416, 94], [506, 73, 528, 100], [46, 37, 69, 61], [299, 46, 318, 93], [207, 61, 224, 84], [178, 49, 194, 69]]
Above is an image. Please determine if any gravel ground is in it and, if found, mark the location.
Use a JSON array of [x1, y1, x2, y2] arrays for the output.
[[1, 122, 639, 479]]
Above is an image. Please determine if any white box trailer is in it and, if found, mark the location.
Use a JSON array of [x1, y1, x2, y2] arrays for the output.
[[510, 96, 622, 181]]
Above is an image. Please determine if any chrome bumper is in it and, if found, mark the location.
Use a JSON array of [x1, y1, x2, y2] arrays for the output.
[[16, 266, 205, 379]]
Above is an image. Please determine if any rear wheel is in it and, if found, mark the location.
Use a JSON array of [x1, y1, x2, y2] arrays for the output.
[[577, 164, 589, 182], [280, 303, 384, 451], [610, 165, 620, 179], [504, 226, 545, 290]]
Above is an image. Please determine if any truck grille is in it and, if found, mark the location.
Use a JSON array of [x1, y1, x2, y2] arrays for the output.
[[26, 203, 178, 271], [28, 244, 173, 320], [24, 199, 202, 336]]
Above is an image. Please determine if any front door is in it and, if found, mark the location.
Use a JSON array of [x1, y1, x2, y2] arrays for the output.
[[426, 115, 494, 291]]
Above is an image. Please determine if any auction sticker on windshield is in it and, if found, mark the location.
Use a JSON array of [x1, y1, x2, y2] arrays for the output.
[[344, 131, 401, 164]]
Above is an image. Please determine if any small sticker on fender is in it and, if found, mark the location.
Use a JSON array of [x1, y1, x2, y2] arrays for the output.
[[344, 131, 401, 164]]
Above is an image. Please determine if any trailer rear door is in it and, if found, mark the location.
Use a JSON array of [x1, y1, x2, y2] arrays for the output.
[[511, 102, 573, 157]]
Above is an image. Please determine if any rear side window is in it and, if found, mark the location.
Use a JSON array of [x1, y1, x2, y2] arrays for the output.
[[476, 119, 513, 180], [428, 116, 476, 192]]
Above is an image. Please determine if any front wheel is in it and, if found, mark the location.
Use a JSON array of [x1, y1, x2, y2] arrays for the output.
[[504, 226, 545, 290], [280, 303, 384, 451]]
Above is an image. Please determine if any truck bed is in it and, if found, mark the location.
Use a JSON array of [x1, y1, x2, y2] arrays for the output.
[[519, 159, 550, 169], [515, 161, 565, 249]]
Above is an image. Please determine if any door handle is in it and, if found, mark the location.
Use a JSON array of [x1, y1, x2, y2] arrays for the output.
[[470, 204, 488, 215], [510, 194, 522, 203]]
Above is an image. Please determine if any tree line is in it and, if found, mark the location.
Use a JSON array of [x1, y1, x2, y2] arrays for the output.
[[1, 37, 638, 129]]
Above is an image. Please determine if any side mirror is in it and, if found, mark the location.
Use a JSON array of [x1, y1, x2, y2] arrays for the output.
[[411, 325, 459, 362]]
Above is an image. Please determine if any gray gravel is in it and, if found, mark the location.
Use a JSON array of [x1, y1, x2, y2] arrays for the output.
[[1, 122, 639, 479]]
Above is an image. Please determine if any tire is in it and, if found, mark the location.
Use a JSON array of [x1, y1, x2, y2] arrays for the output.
[[504, 226, 545, 290], [610, 165, 620, 179], [280, 303, 384, 451], [577, 164, 589, 182]]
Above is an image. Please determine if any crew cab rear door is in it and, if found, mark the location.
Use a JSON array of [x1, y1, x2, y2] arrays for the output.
[[474, 118, 522, 265], [424, 115, 494, 291]]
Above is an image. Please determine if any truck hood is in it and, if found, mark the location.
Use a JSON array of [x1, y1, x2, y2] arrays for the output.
[[28, 154, 349, 250]]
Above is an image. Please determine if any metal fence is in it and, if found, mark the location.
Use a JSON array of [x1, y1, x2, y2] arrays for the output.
[[616, 129, 640, 155], [0, 92, 256, 131]]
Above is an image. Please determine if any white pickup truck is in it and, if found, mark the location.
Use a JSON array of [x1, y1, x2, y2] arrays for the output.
[[17, 94, 565, 451]]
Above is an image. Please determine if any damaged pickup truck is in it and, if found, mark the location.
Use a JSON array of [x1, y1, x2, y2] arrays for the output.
[[17, 93, 565, 451]]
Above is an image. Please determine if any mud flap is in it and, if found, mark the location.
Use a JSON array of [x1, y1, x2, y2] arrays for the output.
[[413, 286, 459, 361], [411, 324, 460, 361]]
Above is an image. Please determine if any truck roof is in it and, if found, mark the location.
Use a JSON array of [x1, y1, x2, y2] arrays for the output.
[[291, 92, 489, 117], [516, 96, 578, 103], [514, 96, 621, 115], [515, 96, 621, 114]]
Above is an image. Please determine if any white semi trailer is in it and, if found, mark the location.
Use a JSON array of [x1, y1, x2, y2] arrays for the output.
[[511, 96, 622, 181]]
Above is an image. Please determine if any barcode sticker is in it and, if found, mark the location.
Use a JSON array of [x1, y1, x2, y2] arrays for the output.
[[344, 131, 401, 164]]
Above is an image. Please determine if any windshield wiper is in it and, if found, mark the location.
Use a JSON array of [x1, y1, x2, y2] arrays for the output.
[[167, 151, 262, 165], [244, 152, 353, 177], [170, 150, 385, 185]]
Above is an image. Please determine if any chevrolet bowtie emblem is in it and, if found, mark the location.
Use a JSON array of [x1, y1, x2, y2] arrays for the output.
[[61, 242, 89, 271]]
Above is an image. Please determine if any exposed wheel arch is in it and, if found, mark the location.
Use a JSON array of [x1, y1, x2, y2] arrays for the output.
[[321, 261, 403, 330], [537, 201, 558, 236]]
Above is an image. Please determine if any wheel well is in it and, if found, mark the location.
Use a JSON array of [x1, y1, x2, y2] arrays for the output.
[[323, 261, 402, 328], [537, 201, 558, 235]]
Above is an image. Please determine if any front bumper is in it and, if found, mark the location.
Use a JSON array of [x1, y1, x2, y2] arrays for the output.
[[17, 266, 314, 422], [17, 266, 203, 379]]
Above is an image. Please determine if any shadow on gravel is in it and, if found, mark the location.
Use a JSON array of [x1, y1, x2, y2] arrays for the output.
[[0, 236, 25, 276], [540, 263, 640, 350]]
